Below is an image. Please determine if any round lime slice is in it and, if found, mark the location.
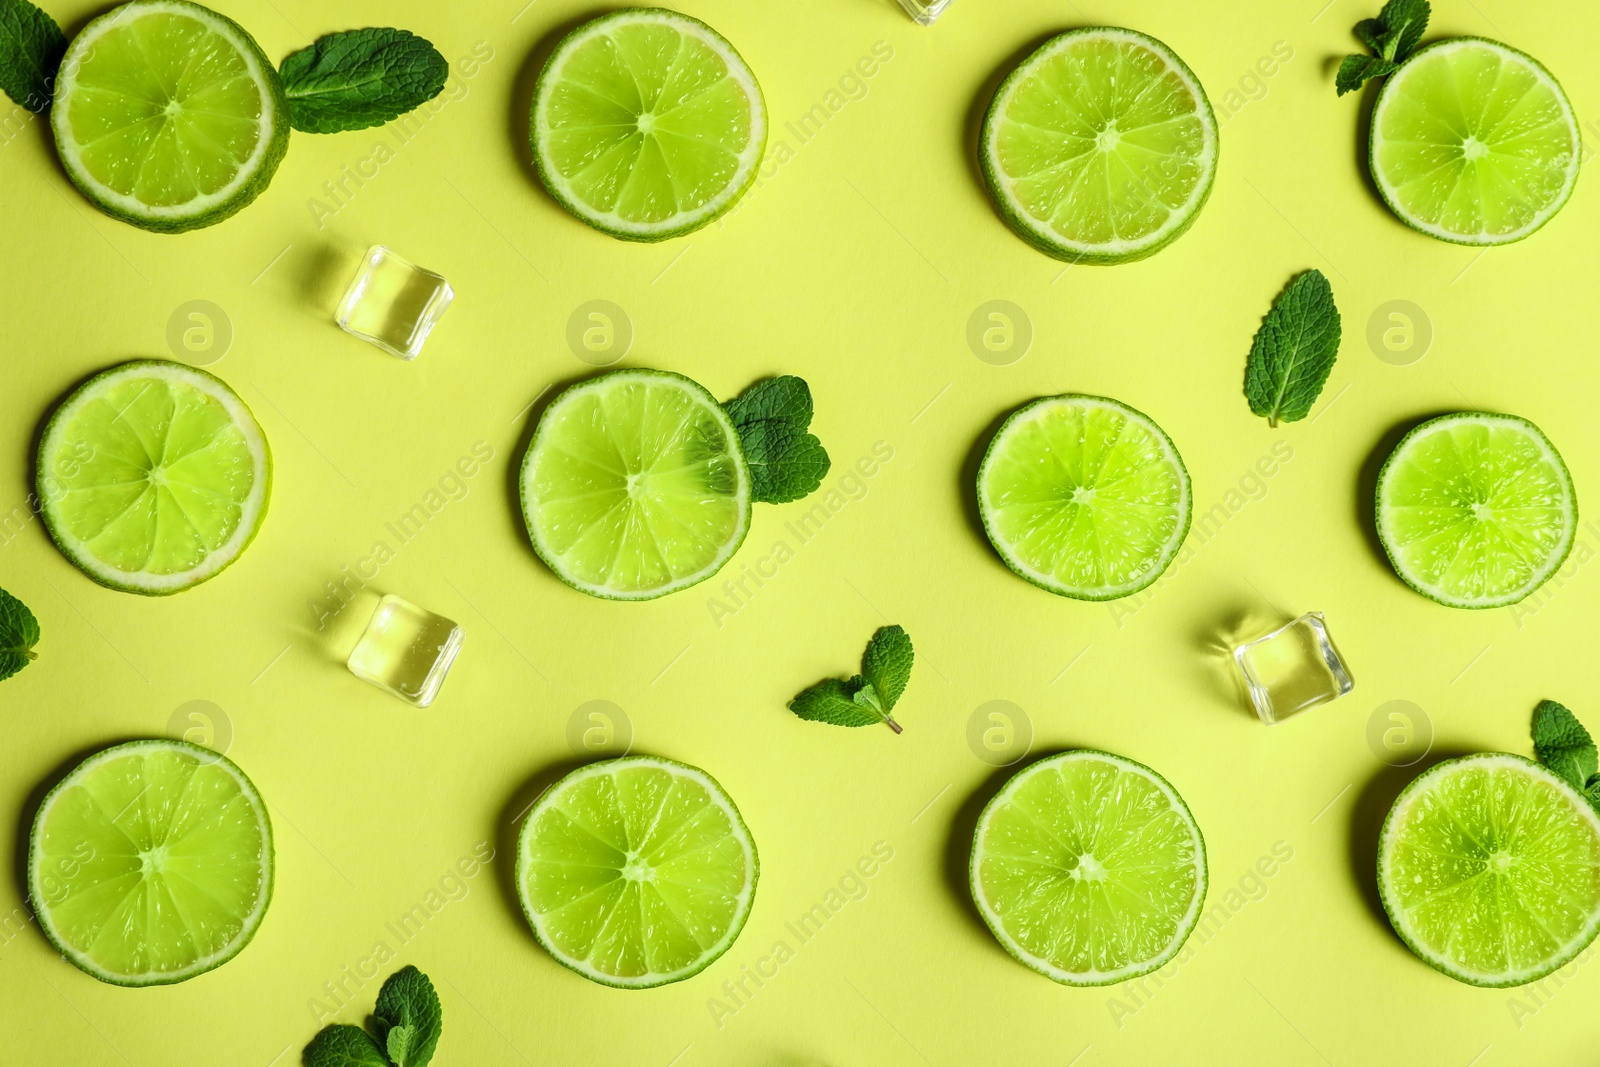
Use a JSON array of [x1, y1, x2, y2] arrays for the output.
[[971, 750, 1207, 985], [37, 360, 272, 595], [1371, 38, 1580, 245], [1378, 753, 1600, 986], [28, 739, 274, 986], [520, 369, 750, 600], [980, 27, 1218, 264], [977, 394, 1191, 600], [51, 0, 290, 233], [1376, 412, 1575, 608], [515, 756, 758, 988], [530, 8, 767, 241]]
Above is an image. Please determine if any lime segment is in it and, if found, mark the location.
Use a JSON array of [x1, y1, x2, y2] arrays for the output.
[[51, 0, 290, 233], [38, 360, 272, 595], [516, 756, 758, 987], [971, 750, 1207, 985], [1376, 412, 1575, 608], [1371, 38, 1580, 245], [531, 8, 767, 241], [1378, 753, 1600, 986], [520, 369, 750, 600], [977, 395, 1191, 600], [28, 739, 274, 986], [981, 27, 1218, 264]]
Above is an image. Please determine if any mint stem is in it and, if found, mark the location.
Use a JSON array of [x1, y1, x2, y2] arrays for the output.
[[884, 714, 903, 735], [24, 649, 36, 661]]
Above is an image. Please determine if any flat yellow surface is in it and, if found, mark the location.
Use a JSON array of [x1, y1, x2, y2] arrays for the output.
[[2, 0, 1598, 1062]]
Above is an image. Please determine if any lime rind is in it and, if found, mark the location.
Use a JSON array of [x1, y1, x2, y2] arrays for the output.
[[1369, 38, 1581, 247], [530, 7, 768, 242], [969, 749, 1208, 986], [977, 394, 1193, 601], [37, 360, 272, 595], [514, 755, 759, 989], [1375, 411, 1575, 609], [1377, 753, 1600, 987], [519, 368, 752, 601], [51, 0, 290, 234], [27, 738, 274, 987], [980, 27, 1219, 264]]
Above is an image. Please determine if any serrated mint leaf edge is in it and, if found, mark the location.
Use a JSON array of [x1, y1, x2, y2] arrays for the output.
[[725, 377, 832, 505], [1244, 269, 1342, 425], [278, 28, 448, 135]]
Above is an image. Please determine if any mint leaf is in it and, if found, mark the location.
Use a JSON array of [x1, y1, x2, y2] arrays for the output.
[[0, 585, 40, 682], [789, 626, 913, 733], [1336, 54, 1397, 96], [860, 625, 913, 712], [725, 377, 831, 504], [1376, 0, 1429, 60], [304, 1025, 389, 1067], [372, 965, 441, 1067], [279, 28, 447, 134], [1244, 269, 1342, 426], [1532, 700, 1597, 793], [0, 0, 66, 112], [791, 677, 880, 728]]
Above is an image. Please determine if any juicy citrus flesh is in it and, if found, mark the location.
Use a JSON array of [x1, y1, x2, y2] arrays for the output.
[[1372, 39, 1579, 244], [978, 395, 1191, 599], [1377, 413, 1574, 608], [52, 0, 285, 229], [971, 751, 1207, 985], [982, 28, 1217, 263], [1378, 754, 1600, 986], [533, 9, 767, 240], [520, 370, 750, 600], [29, 740, 273, 986], [516, 757, 757, 987], [39, 361, 270, 594]]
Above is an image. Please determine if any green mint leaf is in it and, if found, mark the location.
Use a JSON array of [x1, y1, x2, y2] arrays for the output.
[[279, 28, 447, 134], [1532, 700, 1597, 792], [1336, 54, 1397, 95], [1354, 18, 1386, 53], [790, 677, 879, 728], [1376, 0, 1429, 60], [860, 625, 913, 713], [1244, 269, 1342, 426], [304, 1025, 390, 1067], [0, 585, 40, 683], [724, 376, 831, 504], [372, 966, 441, 1067], [0, 0, 66, 113]]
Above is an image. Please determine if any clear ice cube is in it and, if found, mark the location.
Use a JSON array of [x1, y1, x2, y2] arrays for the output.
[[1232, 612, 1353, 725], [335, 246, 453, 360], [347, 594, 464, 707], [896, 0, 955, 25]]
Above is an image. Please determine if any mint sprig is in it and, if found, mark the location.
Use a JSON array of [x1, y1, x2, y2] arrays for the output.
[[0, 584, 40, 682], [306, 966, 442, 1067], [279, 28, 447, 134], [1243, 269, 1342, 427], [0, 0, 66, 112], [1337, 0, 1430, 95], [725, 376, 831, 504], [1532, 700, 1600, 807], [790, 625, 914, 734]]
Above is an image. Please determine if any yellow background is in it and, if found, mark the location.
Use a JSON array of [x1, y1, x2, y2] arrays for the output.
[[3, 0, 1599, 1062]]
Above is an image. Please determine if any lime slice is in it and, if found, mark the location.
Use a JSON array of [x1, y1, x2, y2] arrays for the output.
[[51, 0, 290, 233], [28, 739, 274, 986], [1378, 753, 1600, 986], [515, 756, 758, 988], [970, 750, 1207, 985], [1376, 412, 1575, 608], [37, 360, 272, 595], [980, 27, 1218, 264], [977, 394, 1191, 600], [1371, 39, 1580, 245], [530, 8, 767, 241], [520, 369, 750, 600]]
